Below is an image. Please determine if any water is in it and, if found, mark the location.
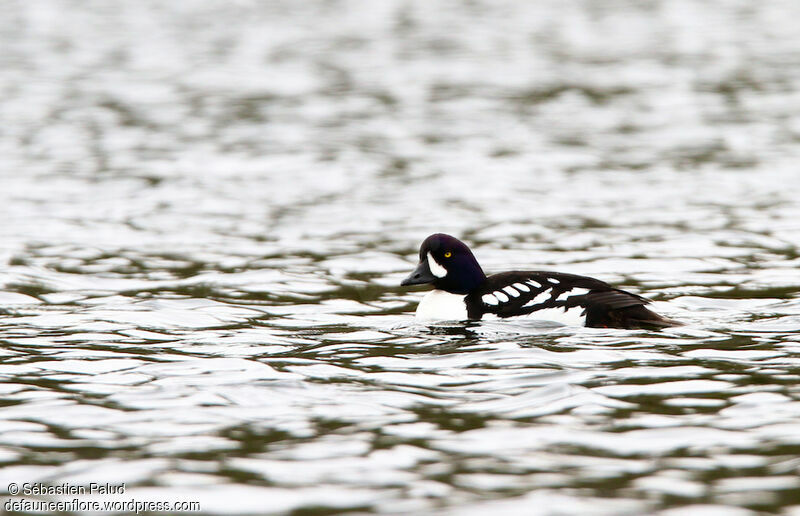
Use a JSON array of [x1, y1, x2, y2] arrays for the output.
[[2, 0, 800, 514]]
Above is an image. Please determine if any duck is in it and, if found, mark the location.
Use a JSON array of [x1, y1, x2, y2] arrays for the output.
[[400, 233, 679, 329]]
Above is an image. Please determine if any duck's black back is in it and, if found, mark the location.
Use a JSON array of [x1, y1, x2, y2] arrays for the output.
[[465, 271, 678, 329]]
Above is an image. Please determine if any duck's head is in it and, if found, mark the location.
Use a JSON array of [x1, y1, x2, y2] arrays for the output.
[[401, 233, 486, 294]]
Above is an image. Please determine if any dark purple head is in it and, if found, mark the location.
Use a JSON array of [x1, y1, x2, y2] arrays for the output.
[[400, 233, 486, 294]]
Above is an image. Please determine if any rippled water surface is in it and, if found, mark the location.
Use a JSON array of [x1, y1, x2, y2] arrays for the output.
[[3, 1, 800, 514]]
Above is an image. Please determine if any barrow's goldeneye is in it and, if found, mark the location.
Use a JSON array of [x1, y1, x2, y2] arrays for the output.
[[401, 233, 679, 329]]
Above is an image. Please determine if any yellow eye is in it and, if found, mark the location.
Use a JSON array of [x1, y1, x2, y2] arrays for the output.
[[444, 251, 452, 258]]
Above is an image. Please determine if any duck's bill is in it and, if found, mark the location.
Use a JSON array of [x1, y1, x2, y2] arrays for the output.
[[401, 261, 437, 286]]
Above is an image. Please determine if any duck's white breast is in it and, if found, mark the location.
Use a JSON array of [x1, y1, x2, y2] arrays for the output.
[[415, 290, 468, 321]]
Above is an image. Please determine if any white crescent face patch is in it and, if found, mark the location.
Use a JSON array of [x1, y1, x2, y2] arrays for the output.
[[427, 252, 447, 278]]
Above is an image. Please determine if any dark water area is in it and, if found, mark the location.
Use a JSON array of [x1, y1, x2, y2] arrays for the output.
[[2, 1, 800, 514]]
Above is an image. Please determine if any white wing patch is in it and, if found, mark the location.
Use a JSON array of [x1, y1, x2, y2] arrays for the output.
[[482, 294, 499, 306], [555, 287, 591, 301], [474, 276, 591, 326], [480, 279, 589, 315], [522, 289, 553, 307], [427, 252, 447, 278]]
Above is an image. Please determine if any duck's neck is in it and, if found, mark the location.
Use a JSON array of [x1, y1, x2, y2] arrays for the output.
[[433, 259, 486, 295]]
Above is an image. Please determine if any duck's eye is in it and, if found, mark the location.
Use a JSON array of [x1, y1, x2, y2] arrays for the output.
[[444, 251, 452, 258]]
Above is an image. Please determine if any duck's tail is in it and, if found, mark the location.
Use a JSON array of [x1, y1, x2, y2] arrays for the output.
[[586, 303, 681, 330]]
